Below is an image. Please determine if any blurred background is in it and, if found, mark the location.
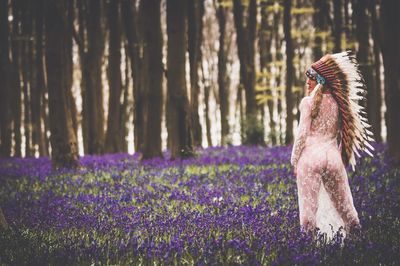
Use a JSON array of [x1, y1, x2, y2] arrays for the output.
[[0, 0, 399, 166]]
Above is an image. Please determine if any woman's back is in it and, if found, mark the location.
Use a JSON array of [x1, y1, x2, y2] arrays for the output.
[[299, 93, 340, 153], [309, 94, 339, 141]]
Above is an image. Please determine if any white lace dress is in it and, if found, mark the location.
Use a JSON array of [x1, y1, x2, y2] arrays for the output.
[[291, 94, 360, 242]]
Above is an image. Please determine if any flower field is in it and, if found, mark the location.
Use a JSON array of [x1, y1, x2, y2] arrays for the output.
[[0, 144, 399, 265]]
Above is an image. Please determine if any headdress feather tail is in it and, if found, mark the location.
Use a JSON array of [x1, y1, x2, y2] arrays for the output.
[[311, 50, 375, 170]]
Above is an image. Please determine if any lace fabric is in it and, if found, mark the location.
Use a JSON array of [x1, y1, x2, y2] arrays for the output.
[[291, 94, 360, 242]]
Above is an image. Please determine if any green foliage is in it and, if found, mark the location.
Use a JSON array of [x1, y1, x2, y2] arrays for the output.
[[267, 60, 285, 67], [180, 146, 197, 159], [218, 0, 233, 8], [255, 84, 269, 92], [291, 29, 313, 39], [326, 40, 335, 52], [292, 86, 304, 93], [291, 7, 315, 15], [343, 37, 357, 50], [256, 70, 273, 79], [265, 2, 283, 13], [242, 114, 265, 145], [314, 30, 330, 39], [256, 93, 282, 104]]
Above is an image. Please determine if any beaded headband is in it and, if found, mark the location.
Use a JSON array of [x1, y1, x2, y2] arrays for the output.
[[305, 67, 326, 85]]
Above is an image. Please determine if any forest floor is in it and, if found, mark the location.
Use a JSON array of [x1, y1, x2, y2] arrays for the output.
[[0, 144, 399, 265]]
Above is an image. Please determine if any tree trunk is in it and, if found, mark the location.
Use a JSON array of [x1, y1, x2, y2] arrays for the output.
[[216, 1, 230, 146], [79, 0, 105, 155], [272, 7, 284, 145], [21, 4, 33, 157], [201, 61, 212, 147], [122, 0, 146, 154], [233, 0, 262, 145], [41, 89, 50, 156], [105, 0, 123, 153], [0, 0, 12, 157], [247, 0, 263, 144], [245, 0, 257, 118], [333, 0, 343, 53], [10, 0, 22, 157], [313, 0, 329, 60], [119, 46, 130, 152], [45, 0, 79, 167], [65, 0, 78, 141], [354, 0, 379, 143], [380, 1, 400, 163], [368, 1, 382, 142], [343, 0, 351, 40], [135, 2, 150, 155], [204, 84, 212, 147], [283, 0, 294, 144], [187, 0, 204, 147], [142, 0, 163, 159], [259, 1, 276, 145], [32, 0, 47, 156], [167, 0, 193, 159]]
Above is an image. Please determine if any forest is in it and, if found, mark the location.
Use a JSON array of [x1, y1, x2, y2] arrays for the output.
[[0, 0, 400, 265], [0, 0, 399, 165]]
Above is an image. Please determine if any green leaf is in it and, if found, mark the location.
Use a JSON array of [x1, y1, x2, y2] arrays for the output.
[[240, 194, 250, 203], [218, 0, 233, 8], [291, 7, 315, 15], [292, 86, 304, 93], [146, 184, 154, 192]]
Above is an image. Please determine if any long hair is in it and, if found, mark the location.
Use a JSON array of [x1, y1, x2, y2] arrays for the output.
[[309, 83, 329, 120]]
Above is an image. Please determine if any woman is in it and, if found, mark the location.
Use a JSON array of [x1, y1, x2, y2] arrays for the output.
[[291, 51, 374, 242]]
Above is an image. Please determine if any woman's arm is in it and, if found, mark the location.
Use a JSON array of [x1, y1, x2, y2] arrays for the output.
[[291, 97, 312, 170]]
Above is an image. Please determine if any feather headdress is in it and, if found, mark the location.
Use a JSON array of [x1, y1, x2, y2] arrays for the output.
[[307, 51, 375, 171]]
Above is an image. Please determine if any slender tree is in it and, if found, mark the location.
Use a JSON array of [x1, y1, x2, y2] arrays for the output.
[[333, 0, 343, 53], [216, 0, 230, 145], [32, 0, 47, 156], [10, 0, 22, 157], [283, 0, 294, 144], [167, 0, 193, 159], [65, 0, 78, 142], [142, 0, 163, 159], [135, 2, 150, 155], [354, 0, 379, 142], [187, 0, 204, 147], [105, 0, 124, 153], [201, 60, 213, 147], [380, 1, 400, 163], [21, 3, 33, 157], [201, 11, 215, 148], [122, 0, 146, 153], [77, 0, 105, 155], [259, 0, 276, 145], [343, 0, 351, 39], [45, 0, 79, 167], [313, 0, 329, 60], [368, 0, 382, 142], [0, 51, 9, 216], [0, 0, 12, 157], [119, 50, 130, 152], [233, 0, 263, 145], [272, 6, 284, 145]]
